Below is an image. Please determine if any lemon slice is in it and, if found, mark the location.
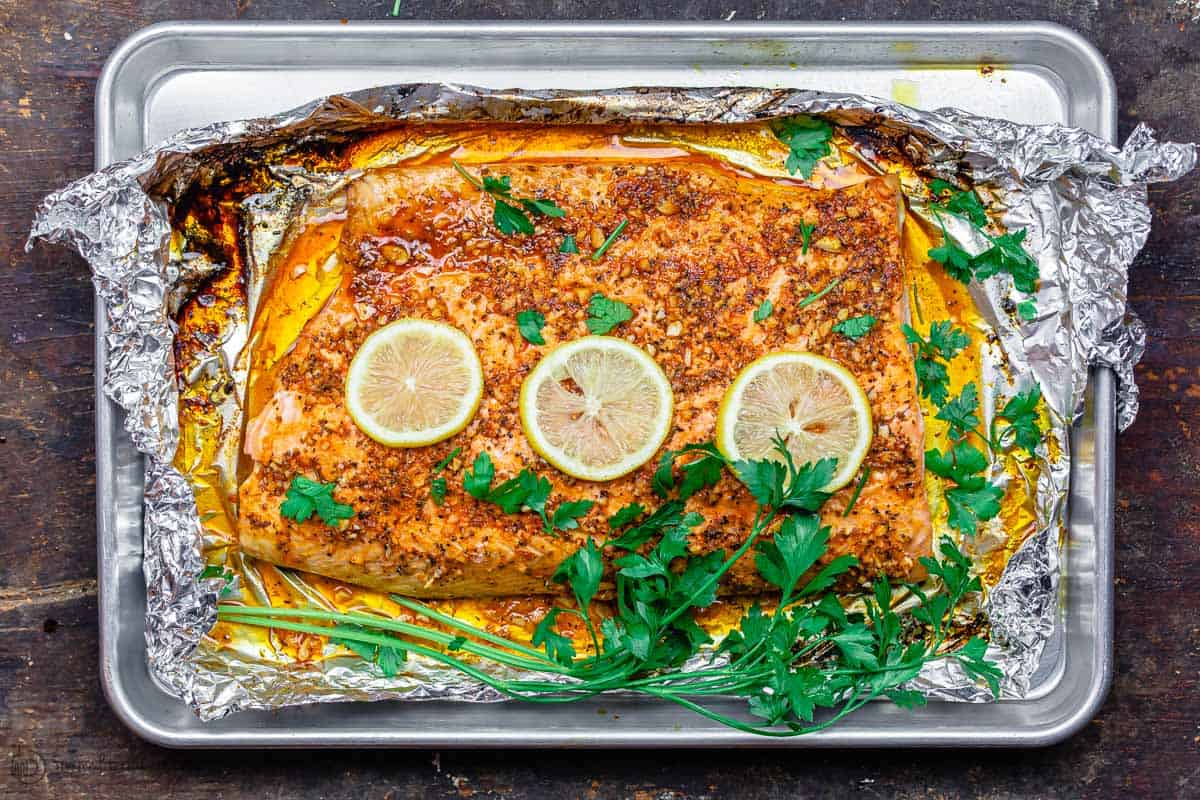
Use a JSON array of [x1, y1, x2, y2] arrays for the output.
[[716, 352, 872, 491], [345, 319, 483, 447], [520, 336, 674, 481]]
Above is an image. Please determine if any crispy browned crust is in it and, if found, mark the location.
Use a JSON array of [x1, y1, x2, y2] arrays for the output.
[[237, 160, 930, 597]]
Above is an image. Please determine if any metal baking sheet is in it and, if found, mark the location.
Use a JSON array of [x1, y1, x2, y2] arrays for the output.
[[95, 20, 1114, 747]]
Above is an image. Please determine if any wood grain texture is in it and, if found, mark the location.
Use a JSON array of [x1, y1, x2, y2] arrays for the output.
[[1, 1, 1196, 798]]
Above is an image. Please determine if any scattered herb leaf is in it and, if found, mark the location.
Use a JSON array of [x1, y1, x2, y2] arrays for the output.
[[994, 385, 1043, 453], [586, 292, 634, 334], [517, 309, 547, 345], [279, 476, 355, 527], [560, 234, 579, 254], [902, 321, 970, 406], [832, 314, 877, 341], [463, 451, 593, 533], [929, 180, 988, 227], [753, 299, 774, 323], [453, 159, 565, 237], [771, 116, 834, 178], [935, 382, 981, 441]]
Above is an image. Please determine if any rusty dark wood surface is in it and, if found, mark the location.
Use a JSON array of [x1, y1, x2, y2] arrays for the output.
[[1, 1, 1197, 797]]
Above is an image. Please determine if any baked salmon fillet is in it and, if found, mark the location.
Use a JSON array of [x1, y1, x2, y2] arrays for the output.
[[237, 159, 931, 597]]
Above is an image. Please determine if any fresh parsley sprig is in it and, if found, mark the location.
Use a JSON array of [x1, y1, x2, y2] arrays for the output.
[[991, 384, 1043, 455], [771, 116, 834, 179], [452, 159, 565, 236], [222, 437, 1001, 736], [928, 180, 988, 227], [925, 183, 1039, 295], [279, 475, 355, 527], [902, 321, 970, 407], [463, 451, 593, 534], [926, 442, 1004, 535]]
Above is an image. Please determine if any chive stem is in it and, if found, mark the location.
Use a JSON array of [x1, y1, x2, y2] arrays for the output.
[[798, 277, 842, 309], [591, 220, 628, 261], [451, 158, 485, 192], [842, 466, 872, 517]]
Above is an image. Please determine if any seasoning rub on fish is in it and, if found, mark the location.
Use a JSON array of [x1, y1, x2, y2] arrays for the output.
[[238, 159, 931, 597]]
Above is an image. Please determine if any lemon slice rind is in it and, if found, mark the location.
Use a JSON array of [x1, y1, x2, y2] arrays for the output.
[[520, 336, 674, 482], [716, 351, 872, 491], [345, 318, 484, 448]]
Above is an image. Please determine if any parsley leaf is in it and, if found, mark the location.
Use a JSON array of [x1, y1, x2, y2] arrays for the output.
[[956, 636, 1003, 696], [771, 116, 834, 178], [608, 503, 647, 530], [943, 483, 1004, 535], [753, 298, 774, 323], [832, 314, 877, 341], [608, 500, 701, 551], [926, 441, 990, 485], [552, 539, 604, 616], [329, 624, 406, 677], [929, 180, 988, 227], [731, 437, 835, 512], [552, 500, 596, 531], [1016, 299, 1038, 321], [516, 309, 546, 345], [463, 451, 593, 533], [463, 451, 495, 499], [521, 197, 567, 218], [927, 208, 1040, 294], [973, 230, 1039, 294], [652, 443, 726, 500], [927, 232, 975, 284], [926, 442, 1003, 535], [279, 475, 355, 527], [560, 233, 579, 254], [453, 160, 565, 237], [903, 321, 970, 406], [532, 608, 577, 666], [586, 292, 633, 334], [493, 198, 534, 236], [935, 382, 981, 441], [996, 384, 1043, 453], [754, 514, 829, 595]]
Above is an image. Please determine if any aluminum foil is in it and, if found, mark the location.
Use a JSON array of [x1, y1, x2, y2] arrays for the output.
[[28, 84, 1195, 721]]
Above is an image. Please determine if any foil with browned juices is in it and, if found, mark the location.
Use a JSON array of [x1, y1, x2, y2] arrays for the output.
[[29, 85, 1195, 720]]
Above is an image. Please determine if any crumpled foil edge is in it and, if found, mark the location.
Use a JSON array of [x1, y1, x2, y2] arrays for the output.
[[28, 84, 1196, 720]]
